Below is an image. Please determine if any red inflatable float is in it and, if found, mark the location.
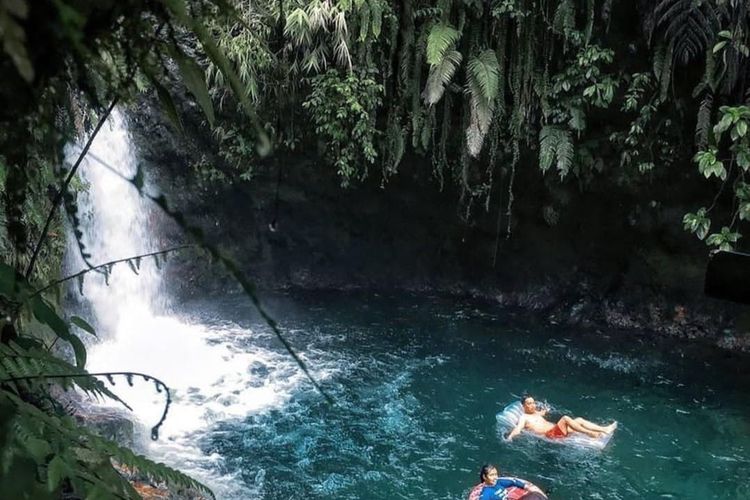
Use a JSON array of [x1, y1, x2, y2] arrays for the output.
[[467, 477, 547, 500]]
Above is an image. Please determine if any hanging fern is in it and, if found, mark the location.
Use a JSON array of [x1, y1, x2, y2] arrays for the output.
[[539, 125, 574, 177], [425, 23, 462, 66], [651, 0, 722, 65], [695, 92, 714, 148], [466, 49, 501, 157], [653, 42, 675, 101], [423, 49, 462, 105], [553, 0, 576, 36]]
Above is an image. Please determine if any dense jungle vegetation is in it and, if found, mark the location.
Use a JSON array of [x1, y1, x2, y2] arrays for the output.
[[1, 0, 750, 497]]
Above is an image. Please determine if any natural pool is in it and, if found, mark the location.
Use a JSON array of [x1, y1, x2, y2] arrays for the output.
[[95, 291, 749, 499], [73, 108, 749, 499]]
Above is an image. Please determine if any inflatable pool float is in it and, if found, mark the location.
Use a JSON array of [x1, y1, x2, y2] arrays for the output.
[[496, 401, 615, 449], [467, 477, 546, 500]]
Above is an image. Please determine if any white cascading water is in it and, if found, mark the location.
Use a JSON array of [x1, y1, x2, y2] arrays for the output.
[[65, 110, 304, 498]]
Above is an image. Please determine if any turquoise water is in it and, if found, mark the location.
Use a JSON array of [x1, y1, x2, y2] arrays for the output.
[[175, 292, 750, 499]]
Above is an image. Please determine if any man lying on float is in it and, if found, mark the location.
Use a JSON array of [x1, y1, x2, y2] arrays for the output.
[[506, 395, 617, 441]]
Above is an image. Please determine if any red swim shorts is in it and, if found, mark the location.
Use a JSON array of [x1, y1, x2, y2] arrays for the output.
[[545, 422, 567, 439]]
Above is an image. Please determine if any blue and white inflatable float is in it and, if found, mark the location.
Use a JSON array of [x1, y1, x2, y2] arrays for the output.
[[496, 402, 615, 449]]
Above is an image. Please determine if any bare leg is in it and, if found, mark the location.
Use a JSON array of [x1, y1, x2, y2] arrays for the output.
[[573, 417, 617, 434], [559, 416, 601, 438]]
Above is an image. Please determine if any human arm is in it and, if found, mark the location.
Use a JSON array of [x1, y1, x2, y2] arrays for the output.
[[505, 415, 525, 441], [496, 478, 526, 489]]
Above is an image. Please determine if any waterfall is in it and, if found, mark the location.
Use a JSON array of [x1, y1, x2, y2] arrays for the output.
[[66, 110, 165, 332], [64, 109, 303, 499]]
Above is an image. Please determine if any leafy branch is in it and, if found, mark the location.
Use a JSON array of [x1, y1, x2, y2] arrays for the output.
[[1, 370, 171, 441], [30, 245, 192, 299]]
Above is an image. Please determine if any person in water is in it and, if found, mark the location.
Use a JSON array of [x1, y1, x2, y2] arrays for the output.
[[506, 395, 617, 441], [477, 464, 529, 500]]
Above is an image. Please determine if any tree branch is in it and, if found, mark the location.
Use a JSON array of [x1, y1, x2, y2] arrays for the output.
[[31, 245, 192, 298]]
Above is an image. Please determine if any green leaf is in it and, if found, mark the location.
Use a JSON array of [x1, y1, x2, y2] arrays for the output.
[[568, 107, 586, 131], [148, 75, 184, 135], [736, 120, 747, 137], [47, 455, 69, 492], [23, 436, 51, 463], [712, 40, 727, 53], [162, 0, 188, 23], [740, 203, 750, 221], [70, 316, 96, 337], [706, 227, 741, 251], [736, 182, 750, 201], [737, 147, 750, 170], [0, 262, 18, 297], [171, 47, 215, 127], [31, 298, 86, 367], [682, 209, 710, 240], [714, 113, 733, 135], [0, 2, 34, 82], [193, 22, 270, 156]]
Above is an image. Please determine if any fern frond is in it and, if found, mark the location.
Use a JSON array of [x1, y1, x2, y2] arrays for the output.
[[585, 0, 596, 42], [695, 92, 713, 148], [369, 0, 383, 37], [539, 125, 574, 177], [653, 43, 675, 101], [398, 3, 415, 91], [2, 391, 215, 499], [0, 343, 128, 407], [423, 49, 462, 105], [539, 125, 558, 172], [465, 50, 500, 157], [553, 0, 576, 35], [467, 50, 500, 104], [652, 0, 722, 65], [426, 23, 461, 66], [556, 130, 574, 177]]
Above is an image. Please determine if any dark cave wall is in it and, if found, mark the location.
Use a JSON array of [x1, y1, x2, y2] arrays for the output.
[[125, 98, 749, 348]]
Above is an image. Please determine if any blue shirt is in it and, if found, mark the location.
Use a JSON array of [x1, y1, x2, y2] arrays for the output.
[[479, 478, 526, 500]]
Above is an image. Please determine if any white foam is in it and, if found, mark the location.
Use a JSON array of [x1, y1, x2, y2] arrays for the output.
[[65, 109, 305, 498]]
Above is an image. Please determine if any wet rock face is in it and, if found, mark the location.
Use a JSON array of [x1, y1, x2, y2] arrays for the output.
[[125, 98, 748, 350], [74, 403, 135, 447]]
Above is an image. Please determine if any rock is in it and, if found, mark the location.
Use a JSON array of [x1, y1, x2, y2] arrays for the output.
[[74, 404, 135, 448]]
